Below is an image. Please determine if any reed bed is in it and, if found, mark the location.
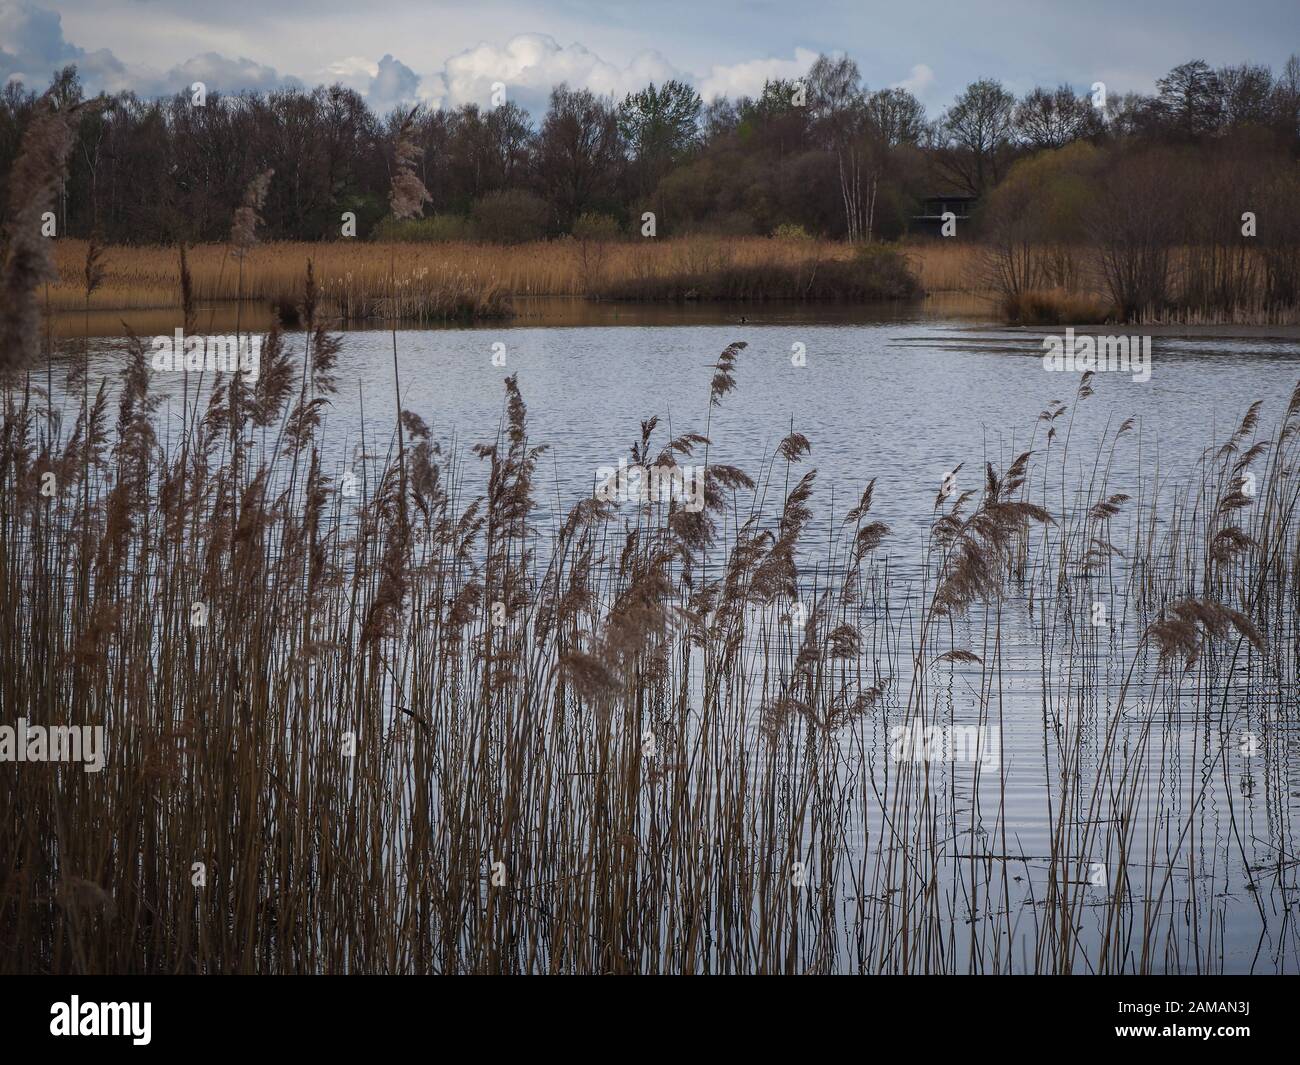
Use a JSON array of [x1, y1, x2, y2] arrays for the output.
[[41, 238, 952, 319], [984, 244, 1300, 326], [39, 237, 1300, 325], [44, 240, 509, 323], [902, 239, 982, 294], [2, 281, 1298, 972]]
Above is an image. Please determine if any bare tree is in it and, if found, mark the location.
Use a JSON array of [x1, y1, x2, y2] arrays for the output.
[[1087, 149, 1181, 320], [938, 79, 1015, 196], [1217, 63, 1274, 128], [537, 85, 622, 229], [808, 55, 869, 241], [866, 87, 926, 147], [1156, 60, 1223, 137], [1014, 86, 1098, 150]]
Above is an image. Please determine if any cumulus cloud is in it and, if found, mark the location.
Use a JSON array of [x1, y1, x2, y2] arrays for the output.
[[695, 47, 819, 102], [145, 52, 301, 97], [419, 33, 680, 113], [0, 0, 298, 97], [366, 53, 420, 113], [1, 0, 131, 92], [892, 63, 936, 103], [1, 1, 843, 120], [318, 56, 378, 94]]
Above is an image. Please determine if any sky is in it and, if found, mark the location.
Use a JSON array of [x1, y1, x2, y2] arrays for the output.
[[2, 0, 1298, 117]]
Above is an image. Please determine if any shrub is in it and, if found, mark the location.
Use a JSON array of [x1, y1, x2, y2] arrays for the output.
[[771, 223, 813, 241], [594, 241, 921, 301], [371, 213, 473, 242], [571, 212, 622, 241], [844, 243, 923, 299], [1001, 288, 1112, 325], [471, 190, 551, 244]]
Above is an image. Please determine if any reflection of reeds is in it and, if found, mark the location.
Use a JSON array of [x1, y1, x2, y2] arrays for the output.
[[3, 301, 1299, 972]]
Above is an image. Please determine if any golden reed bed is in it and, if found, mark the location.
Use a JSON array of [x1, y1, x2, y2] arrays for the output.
[[43, 237, 980, 316]]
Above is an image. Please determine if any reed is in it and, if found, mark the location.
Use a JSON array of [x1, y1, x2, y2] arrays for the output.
[[3, 294, 1297, 972], [40, 237, 949, 318], [36, 235, 1300, 326], [982, 241, 1300, 325]]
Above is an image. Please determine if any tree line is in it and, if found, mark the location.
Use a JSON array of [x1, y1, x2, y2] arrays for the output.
[[1, 54, 1297, 247]]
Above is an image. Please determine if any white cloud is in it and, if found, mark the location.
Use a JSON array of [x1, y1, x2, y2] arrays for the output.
[[695, 47, 819, 102], [1, 0, 301, 96], [1, 2, 850, 120], [892, 63, 934, 97], [147, 52, 300, 97], [366, 53, 420, 113], [0, 0, 131, 92], [423, 33, 680, 112], [889, 61, 941, 107], [315, 55, 377, 96]]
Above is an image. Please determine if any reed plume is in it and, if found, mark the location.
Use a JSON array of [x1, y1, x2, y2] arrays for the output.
[[0, 95, 87, 376]]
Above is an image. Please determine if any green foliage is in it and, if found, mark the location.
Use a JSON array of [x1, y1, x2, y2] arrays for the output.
[[772, 223, 813, 240], [571, 212, 622, 240], [372, 213, 474, 242], [986, 140, 1101, 243], [617, 80, 702, 162], [847, 243, 922, 299]]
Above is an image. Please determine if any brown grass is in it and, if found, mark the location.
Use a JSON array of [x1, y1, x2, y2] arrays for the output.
[[1000, 288, 1113, 325], [981, 242, 1300, 325], [40, 237, 1299, 325], [41, 238, 962, 319], [901, 239, 983, 293]]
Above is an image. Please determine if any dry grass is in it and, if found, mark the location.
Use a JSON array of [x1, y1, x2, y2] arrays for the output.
[[981, 242, 1300, 325], [39, 237, 1300, 325], [999, 288, 1113, 325], [45, 239, 510, 323], [901, 239, 983, 293], [41, 238, 958, 319]]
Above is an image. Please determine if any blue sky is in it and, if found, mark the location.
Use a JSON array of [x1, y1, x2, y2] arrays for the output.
[[3, 0, 1298, 117]]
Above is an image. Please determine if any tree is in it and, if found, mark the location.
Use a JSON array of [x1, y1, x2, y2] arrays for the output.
[[865, 88, 926, 147], [1156, 60, 1223, 138], [806, 55, 871, 240], [485, 101, 534, 190], [538, 85, 622, 229], [737, 78, 813, 157], [1014, 86, 1099, 150], [1102, 91, 1160, 138], [939, 79, 1015, 196], [702, 97, 739, 140], [617, 79, 702, 198], [1217, 64, 1274, 128], [1268, 54, 1300, 143]]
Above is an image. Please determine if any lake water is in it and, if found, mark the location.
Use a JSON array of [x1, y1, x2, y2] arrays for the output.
[[57, 300, 1300, 550]]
